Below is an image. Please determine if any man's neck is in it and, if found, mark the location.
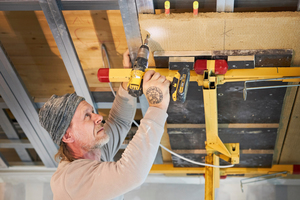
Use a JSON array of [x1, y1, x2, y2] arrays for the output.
[[82, 148, 102, 161], [67, 143, 102, 161]]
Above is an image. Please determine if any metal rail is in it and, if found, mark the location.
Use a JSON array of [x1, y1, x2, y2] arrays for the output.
[[0, 0, 119, 11], [0, 42, 57, 168], [39, 0, 98, 113]]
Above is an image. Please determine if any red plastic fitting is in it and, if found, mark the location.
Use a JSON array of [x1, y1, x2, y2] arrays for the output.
[[215, 60, 228, 75], [194, 60, 207, 75], [194, 60, 228, 75], [293, 165, 300, 174], [97, 68, 110, 82]]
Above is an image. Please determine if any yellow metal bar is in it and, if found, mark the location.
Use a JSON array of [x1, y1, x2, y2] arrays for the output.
[[106, 67, 300, 83], [203, 86, 231, 157], [207, 60, 215, 74], [150, 164, 294, 175], [213, 154, 220, 189], [205, 154, 214, 200], [203, 89, 218, 142], [224, 67, 300, 79]]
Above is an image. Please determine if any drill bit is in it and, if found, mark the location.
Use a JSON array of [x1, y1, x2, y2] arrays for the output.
[[144, 34, 150, 46]]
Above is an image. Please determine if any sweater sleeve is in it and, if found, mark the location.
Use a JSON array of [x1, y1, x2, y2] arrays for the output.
[[101, 85, 137, 162], [61, 107, 168, 200]]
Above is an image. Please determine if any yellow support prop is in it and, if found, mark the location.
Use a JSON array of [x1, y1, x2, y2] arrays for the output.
[[205, 154, 214, 200], [104, 67, 300, 84], [202, 74, 232, 158], [213, 154, 220, 189]]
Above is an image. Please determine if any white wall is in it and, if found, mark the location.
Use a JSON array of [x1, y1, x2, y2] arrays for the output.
[[124, 175, 300, 200], [1, 172, 300, 200]]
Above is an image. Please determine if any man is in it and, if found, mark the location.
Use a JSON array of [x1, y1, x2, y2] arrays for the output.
[[39, 50, 171, 200]]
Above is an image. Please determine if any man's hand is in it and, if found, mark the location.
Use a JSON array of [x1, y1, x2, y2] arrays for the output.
[[122, 49, 131, 90], [143, 70, 171, 112]]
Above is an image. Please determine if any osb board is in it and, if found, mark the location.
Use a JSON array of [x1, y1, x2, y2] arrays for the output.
[[139, 12, 300, 67], [0, 11, 126, 99]]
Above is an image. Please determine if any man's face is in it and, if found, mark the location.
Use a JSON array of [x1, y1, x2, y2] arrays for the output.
[[68, 101, 109, 151]]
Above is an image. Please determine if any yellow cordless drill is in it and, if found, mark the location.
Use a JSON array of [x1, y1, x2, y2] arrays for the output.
[[127, 35, 150, 97]]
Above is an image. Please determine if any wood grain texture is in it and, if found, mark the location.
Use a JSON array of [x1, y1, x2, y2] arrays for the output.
[[161, 122, 172, 162], [1, 11, 300, 99], [139, 12, 300, 67], [273, 83, 299, 164], [279, 87, 300, 164], [0, 10, 126, 98]]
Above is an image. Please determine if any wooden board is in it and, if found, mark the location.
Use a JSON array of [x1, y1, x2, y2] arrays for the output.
[[0, 10, 126, 99], [139, 12, 300, 67], [0, 11, 299, 99], [273, 83, 299, 164], [279, 86, 300, 164]]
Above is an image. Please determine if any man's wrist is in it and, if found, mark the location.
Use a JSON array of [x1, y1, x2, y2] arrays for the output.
[[149, 105, 168, 112]]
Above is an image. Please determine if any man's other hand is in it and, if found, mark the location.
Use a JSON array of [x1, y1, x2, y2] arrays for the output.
[[122, 49, 131, 91], [143, 70, 171, 112]]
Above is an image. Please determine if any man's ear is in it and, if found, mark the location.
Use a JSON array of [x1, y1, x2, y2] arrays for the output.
[[62, 128, 75, 144]]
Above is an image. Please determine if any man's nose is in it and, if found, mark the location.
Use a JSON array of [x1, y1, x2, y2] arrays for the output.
[[93, 114, 103, 124]]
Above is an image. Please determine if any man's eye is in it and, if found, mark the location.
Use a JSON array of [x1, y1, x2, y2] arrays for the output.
[[85, 113, 91, 118]]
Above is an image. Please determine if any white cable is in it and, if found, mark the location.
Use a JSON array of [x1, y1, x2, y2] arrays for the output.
[[102, 45, 234, 168], [159, 144, 234, 168]]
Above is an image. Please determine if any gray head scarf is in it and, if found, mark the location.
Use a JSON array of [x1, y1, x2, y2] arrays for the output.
[[38, 93, 85, 145]]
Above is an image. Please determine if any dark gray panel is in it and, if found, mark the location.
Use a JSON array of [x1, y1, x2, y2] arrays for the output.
[[168, 128, 277, 150], [172, 154, 273, 168], [167, 82, 205, 124], [167, 81, 286, 124], [228, 60, 255, 69], [217, 81, 286, 123]]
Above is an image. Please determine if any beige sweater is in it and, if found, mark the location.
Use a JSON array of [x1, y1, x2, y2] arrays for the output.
[[51, 86, 168, 200]]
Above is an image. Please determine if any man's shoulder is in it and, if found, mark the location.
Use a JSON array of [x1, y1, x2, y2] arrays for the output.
[[52, 159, 102, 184], [51, 159, 106, 199], [56, 159, 100, 171]]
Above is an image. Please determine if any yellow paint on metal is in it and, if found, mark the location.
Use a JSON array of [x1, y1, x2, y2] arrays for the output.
[[224, 67, 300, 79], [105, 67, 300, 84], [203, 88, 218, 141], [203, 83, 232, 158], [207, 60, 215, 74], [213, 154, 220, 189], [206, 137, 232, 158], [205, 154, 214, 200], [150, 164, 294, 175], [218, 143, 240, 164]]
